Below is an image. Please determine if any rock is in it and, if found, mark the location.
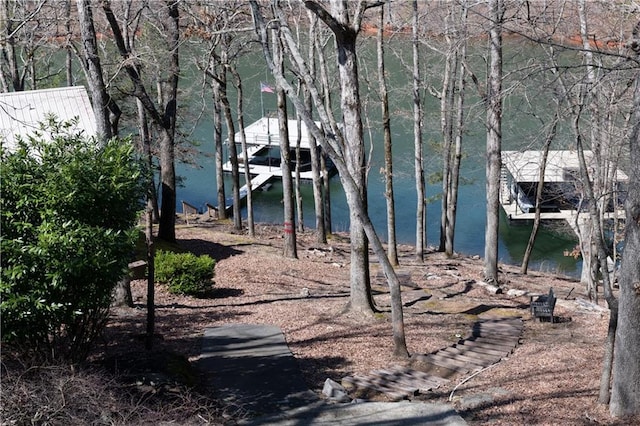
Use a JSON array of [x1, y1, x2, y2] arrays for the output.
[[575, 298, 607, 312], [457, 388, 511, 410], [507, 289, 527, 297], [323, 378, 351, 403], [457, 392, 495, 410], [475, 280, 503, 294], [485, 284, 503, 294]]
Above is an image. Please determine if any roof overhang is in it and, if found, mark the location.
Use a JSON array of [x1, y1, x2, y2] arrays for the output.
[[0, 86, 97, 151], [502, 150, 628, 183], [230, 117, 320, 150]]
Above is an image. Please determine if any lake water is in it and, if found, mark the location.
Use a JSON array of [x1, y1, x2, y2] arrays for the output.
[[174, 39, 581, 278]]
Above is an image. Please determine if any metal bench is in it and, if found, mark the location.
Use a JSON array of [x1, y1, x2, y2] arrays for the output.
[[530, 288, 556, 323]]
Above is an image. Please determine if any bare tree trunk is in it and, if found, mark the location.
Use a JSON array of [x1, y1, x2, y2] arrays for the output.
[[439, 5, 457, 254], [1, 0, 23, 91], [577, 133, 619, 404], [412, 0, 425, 261], [445, 15, 467, 257], [65, 0, 73, 86], [314, 24, 333, 235], [76, 0, 112, 141], [274, 30, 297, 258], [484, 0, 504, 284], [157, 1, 179, 243], [332, 1, 372, 314], [521, 117, 558, 274], [610, 28, 640, 415], [378, 5, 397, 266], [137, 99, 155, 351], [221, 92, 241, 230], [306, 11, 326, 243], [295, 114, 304, 233], [215, 54, 242, 230], [212, 80, 227, 220], [230, 66, 254, 236], [0, 0, 9, 92], [572, 108, 619, 403], [322, 153, 332, 234], [443, 1, 468, 258], [578, 0, 598, 301]]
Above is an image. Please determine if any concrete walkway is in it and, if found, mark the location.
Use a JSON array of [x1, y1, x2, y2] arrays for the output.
[[198, 324, 467, 425], [197, 324, 318, 417]]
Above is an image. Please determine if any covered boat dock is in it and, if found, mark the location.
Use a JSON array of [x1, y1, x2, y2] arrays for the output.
[[220, 117, 335, 210], [500, 150, 627, 236]]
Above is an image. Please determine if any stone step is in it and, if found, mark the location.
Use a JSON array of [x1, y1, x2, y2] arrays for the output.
[[342, 318, 523, 401]]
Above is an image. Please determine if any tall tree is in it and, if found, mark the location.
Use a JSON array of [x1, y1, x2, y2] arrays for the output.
[[484, 0, 504, 284], [314, 21, 333, 235], [274, 28, 297, 258], [186, 3, 227, 220], [187, 2, 253, 224], [378, 3, 397, 266], [520, 116, 558, 274], [101, 0, 180, 242], [305, 0, 373, 313], [136, 98, 156, 350], [610, 21, 640, 417], [304, 10, 326, 243], [438, 3, 457, 254], [230, 65, 254, 235], [439, 0, 468, 258], [76, 0, 112, 141], [412, 0, 425, 261], [64, 0, 74, 86], [0, 0, 54, 92], [213, 40, 242, 230], [212, 65, 227, 220], [250, 0, 408, 357]]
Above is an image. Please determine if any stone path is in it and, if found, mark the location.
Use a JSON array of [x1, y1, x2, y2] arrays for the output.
[[199, 324, 468, 425], [197, 324, 318, 417], [341, 317, 523, 400]]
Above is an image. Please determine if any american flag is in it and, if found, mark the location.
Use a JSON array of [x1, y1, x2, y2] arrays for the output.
[[260, 82, 275, 93]]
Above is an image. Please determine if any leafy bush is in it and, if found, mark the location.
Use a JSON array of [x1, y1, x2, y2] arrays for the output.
[[154, 250, 215, 296], [0, 120, 145, 362]]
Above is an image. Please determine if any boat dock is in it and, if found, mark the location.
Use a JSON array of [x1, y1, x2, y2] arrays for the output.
[[222, 117, 335, 181], [212, 117, 337, 214], [500, 150, 627, 239]]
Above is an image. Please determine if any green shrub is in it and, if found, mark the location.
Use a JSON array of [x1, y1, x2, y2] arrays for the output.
[[1, 120, 145, 362], [154, 250, 215, 296]]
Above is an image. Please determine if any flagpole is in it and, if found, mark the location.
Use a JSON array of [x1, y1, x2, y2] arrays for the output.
[[261, 88, 264, 118]]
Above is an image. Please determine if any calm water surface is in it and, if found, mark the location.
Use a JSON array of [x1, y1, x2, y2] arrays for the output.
[[175, 39, 581, 277]]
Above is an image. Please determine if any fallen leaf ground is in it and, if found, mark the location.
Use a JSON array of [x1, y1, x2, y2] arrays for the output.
[[104, 220, 638, 425]]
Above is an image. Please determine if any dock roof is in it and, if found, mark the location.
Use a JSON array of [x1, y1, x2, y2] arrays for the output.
[[502, 150, 628, 183], [0, 86, 96, 151], [231, 117, 319, 150]]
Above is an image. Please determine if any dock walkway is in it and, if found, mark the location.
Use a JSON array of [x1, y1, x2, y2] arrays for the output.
[[223, 172, 274, 213]]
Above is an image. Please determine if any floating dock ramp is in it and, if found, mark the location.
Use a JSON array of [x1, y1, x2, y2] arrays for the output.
[[223, 172, 274, 214]]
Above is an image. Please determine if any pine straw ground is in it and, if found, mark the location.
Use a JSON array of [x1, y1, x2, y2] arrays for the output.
[[88, 221, 639, 424]]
